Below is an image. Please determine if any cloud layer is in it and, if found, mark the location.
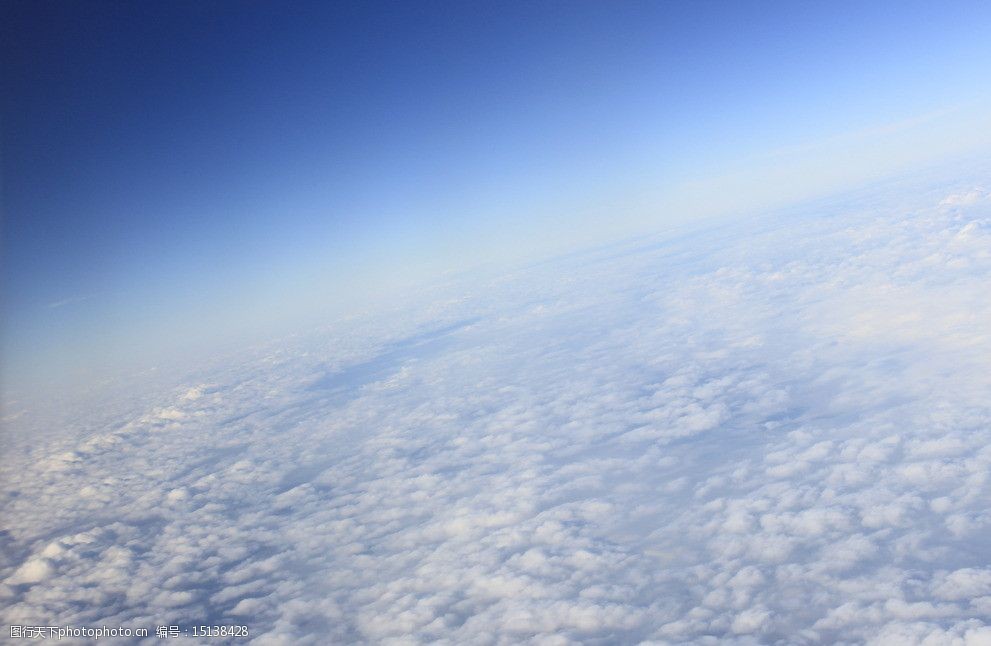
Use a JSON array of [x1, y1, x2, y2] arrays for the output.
[[2, 174, 991, 644]]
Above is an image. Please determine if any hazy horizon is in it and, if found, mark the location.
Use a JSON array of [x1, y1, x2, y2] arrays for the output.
[[4, 1, 991, 401]]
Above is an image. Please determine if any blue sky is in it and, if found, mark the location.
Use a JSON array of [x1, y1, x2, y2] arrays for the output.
[[2, 0, 991, 397]]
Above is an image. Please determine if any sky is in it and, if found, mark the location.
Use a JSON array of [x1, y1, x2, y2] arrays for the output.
[[2, 0, 991, 399]]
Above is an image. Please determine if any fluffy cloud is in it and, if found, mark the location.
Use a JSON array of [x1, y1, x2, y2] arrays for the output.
[[2, 166, 991, 644]]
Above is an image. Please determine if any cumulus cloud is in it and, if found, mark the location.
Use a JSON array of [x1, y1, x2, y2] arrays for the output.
[[2, 165, 991, 644], [939, 188, 989, 207]]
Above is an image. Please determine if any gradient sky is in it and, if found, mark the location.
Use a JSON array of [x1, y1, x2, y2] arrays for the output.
[[3, 0, 991, 399]]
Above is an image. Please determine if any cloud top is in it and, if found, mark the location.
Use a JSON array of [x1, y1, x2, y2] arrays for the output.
[[2, 172, 991, 644]]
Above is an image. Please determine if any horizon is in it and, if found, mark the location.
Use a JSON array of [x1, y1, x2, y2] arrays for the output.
[[4, 1, 991, 402]]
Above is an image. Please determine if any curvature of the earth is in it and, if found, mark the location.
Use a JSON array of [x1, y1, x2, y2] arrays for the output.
[[2, 170, 991, 645]]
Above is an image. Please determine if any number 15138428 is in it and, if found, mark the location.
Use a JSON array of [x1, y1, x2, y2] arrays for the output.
[[192, 625, 249, 638]]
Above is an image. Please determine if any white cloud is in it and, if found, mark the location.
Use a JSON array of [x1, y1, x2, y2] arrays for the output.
[[2, 162, 991, 642], [7, 559, 53, 585], [940, 188, 989, 207]]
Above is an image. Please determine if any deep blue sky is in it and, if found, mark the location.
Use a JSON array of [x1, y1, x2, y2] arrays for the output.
[[2, 0, 991, 397]]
